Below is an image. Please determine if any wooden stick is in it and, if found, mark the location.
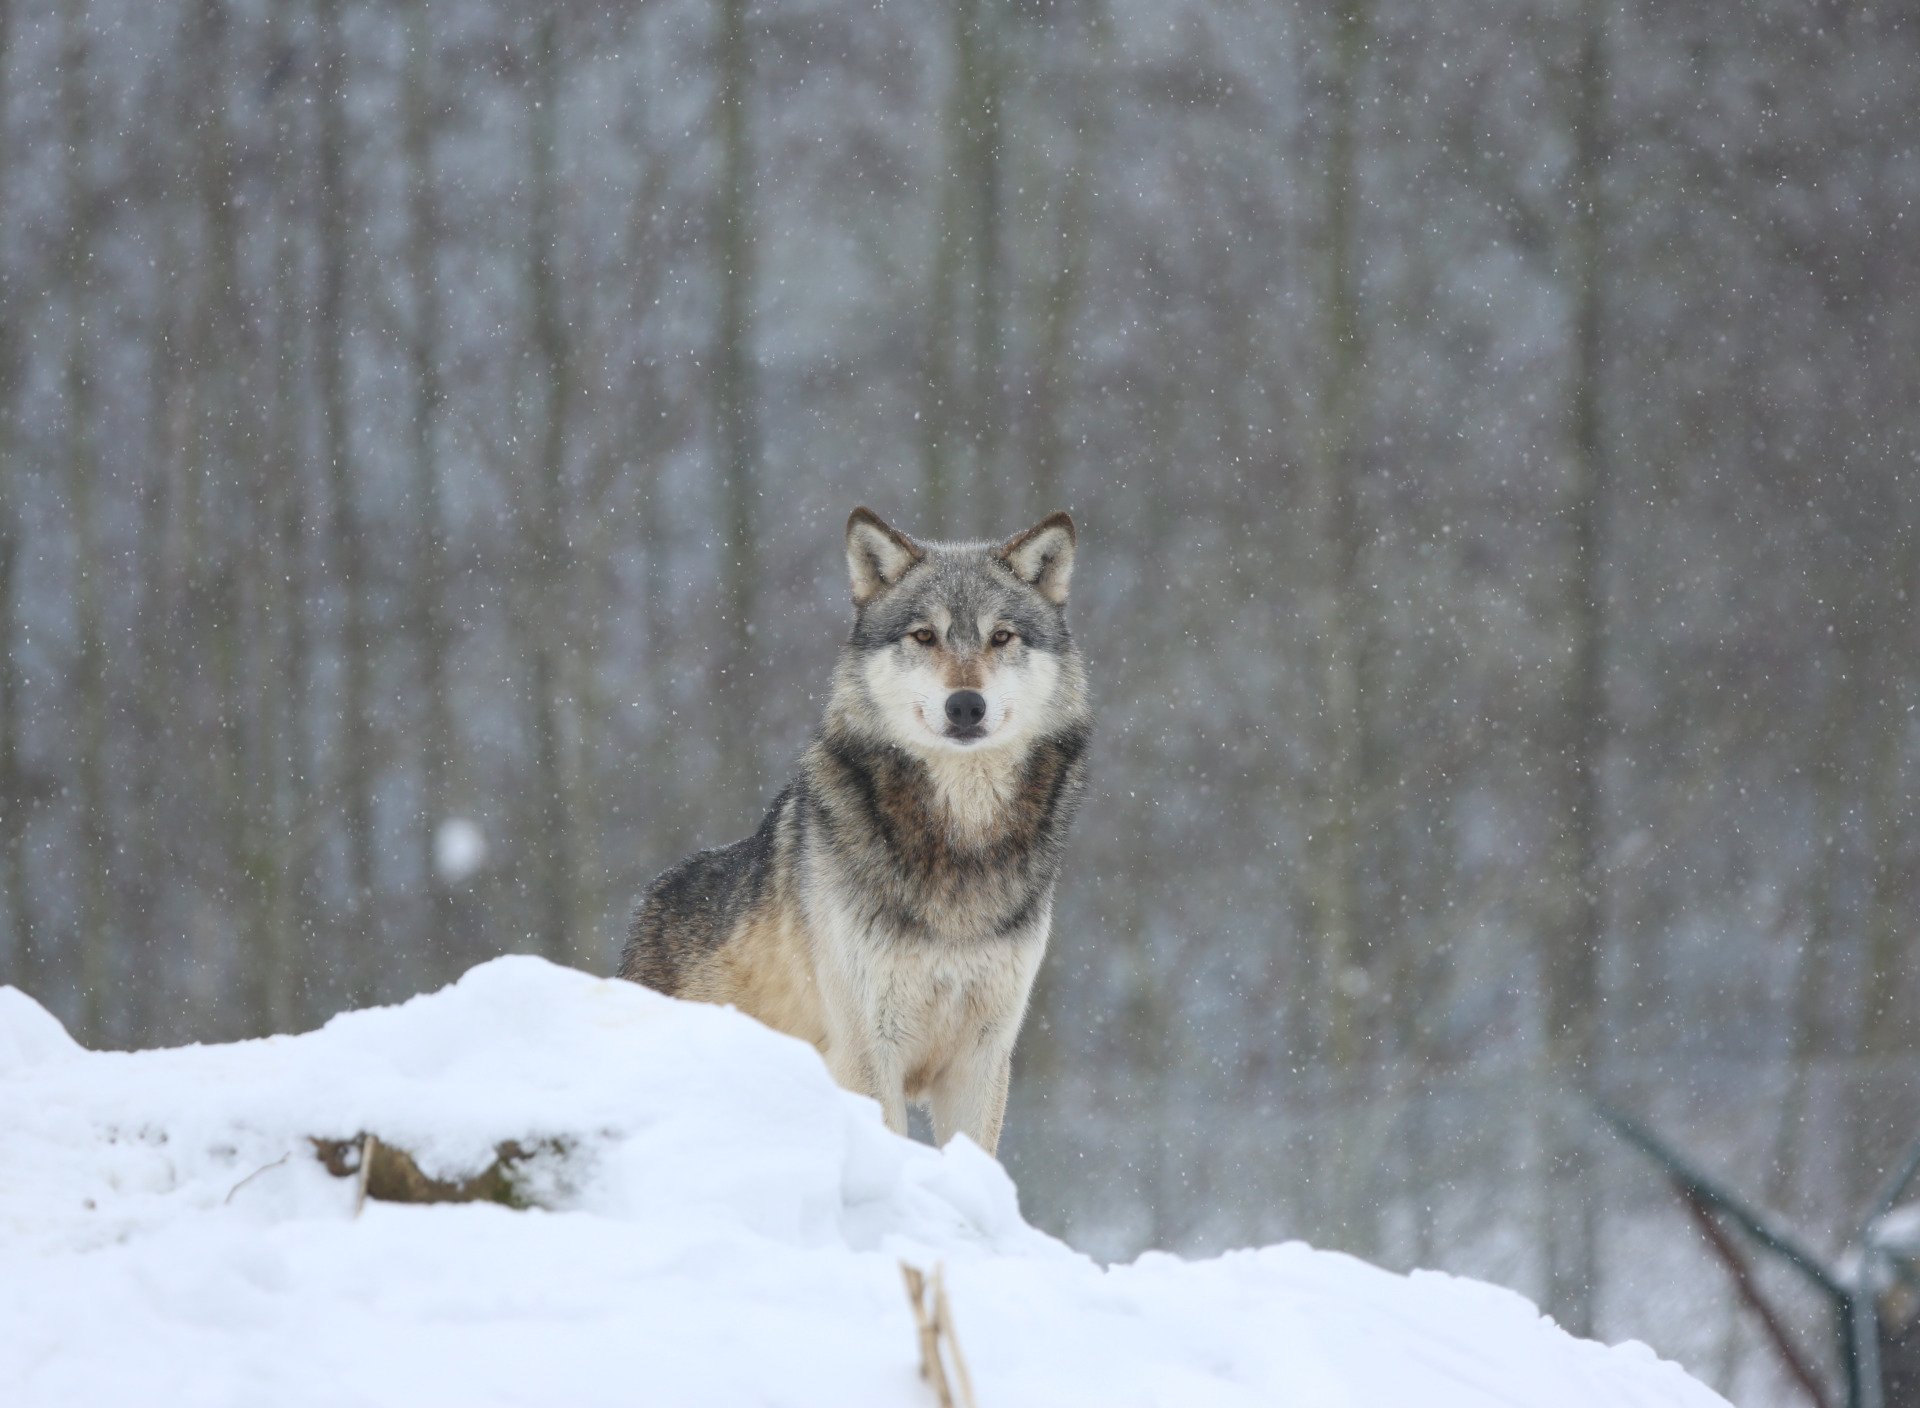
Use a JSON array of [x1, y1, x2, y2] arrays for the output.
[[901, 1262, 956, 1407], [932, 1265, 978, 1408], [223, 1152, 290, 1205], [354, 1133, 376, 1217]]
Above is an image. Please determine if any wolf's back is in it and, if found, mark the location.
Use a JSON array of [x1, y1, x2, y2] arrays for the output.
[[618, 793, 787, 995]]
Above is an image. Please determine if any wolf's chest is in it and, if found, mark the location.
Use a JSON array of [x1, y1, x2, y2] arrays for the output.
[[806, 884, 1047, 1066]]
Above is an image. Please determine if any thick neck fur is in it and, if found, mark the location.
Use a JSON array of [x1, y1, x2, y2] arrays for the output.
[[916, 740, 1024, 845], [804, 697, 1090, 942]]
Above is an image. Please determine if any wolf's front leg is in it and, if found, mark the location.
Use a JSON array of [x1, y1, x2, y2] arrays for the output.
[[825, 1042, 910, 1137], [929, 1045, 1014, 1156]]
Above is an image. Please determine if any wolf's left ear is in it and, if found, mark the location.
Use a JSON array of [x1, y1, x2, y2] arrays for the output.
[[846, 507, 923, 606], [998, 511, 1076, 605]]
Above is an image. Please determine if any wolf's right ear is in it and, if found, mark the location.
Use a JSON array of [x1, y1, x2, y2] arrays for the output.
[[846, 507, 923, 607]]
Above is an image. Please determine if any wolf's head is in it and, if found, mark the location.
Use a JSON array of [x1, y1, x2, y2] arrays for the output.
[[832, 507, 1088, 755]]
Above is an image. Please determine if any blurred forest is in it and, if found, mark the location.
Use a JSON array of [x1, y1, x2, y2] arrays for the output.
[[1, 0, 1916, 1401]]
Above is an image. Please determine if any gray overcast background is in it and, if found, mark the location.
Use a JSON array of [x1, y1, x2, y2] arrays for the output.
[[1, 1, 1916, 1402]]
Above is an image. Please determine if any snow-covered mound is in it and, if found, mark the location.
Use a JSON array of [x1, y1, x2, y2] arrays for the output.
[[0, 957, 1723, 1407]]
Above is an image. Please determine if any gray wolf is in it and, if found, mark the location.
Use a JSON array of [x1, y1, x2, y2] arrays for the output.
[[619, 507, 1091, 1154]]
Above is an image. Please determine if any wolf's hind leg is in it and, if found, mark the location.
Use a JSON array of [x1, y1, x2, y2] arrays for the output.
[[929, 1047, 1013, 1156]]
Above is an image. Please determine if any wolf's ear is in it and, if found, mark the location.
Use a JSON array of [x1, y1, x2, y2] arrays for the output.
[[997, 511, 1076, 605], [846, 507, 923, 606]]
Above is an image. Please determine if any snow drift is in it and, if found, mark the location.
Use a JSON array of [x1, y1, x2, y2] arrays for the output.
[[0, 957, 1725, 1407]]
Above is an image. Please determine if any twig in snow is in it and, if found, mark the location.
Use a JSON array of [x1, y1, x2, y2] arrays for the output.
[[901, 1263, 950, 1406], [224, 1152, 291, 1205], [932, 1265, 977, 1408], [901, 1261, 977, 1408], [354, 1134, 376, 1217]]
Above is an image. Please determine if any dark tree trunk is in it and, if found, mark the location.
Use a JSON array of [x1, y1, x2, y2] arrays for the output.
[[60, 0, 112, 1045], [711, 0, 760, 821], [405, 0, 458, 981], [314, 0, 376, 1004], [1306, 0, 1369, 1078], [0, 0, 29, 998], [1026, 2, 1105, 524], [1541, 0, 1610, 1338], [921, 0, 1006, 539], [257, 0, 315, 1035], [524, 11, 585, 969]]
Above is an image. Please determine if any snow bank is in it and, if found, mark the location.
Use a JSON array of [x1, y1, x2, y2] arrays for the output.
[[0, 957, 1724, 1407]]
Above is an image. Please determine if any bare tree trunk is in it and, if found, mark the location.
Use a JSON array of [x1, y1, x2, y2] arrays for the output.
[[711, 0, 760, 818], [640, 477, 673, 842], [256, 422, 303, 1035], [526, 10, 573, 966], [181, 0, 269, 1040], [1540, 0, 1609, 1337], [257, 0, 313, 1035], [0, 507, 20, 993], [0, 0, 30, 997], [1306, 0, 1369, 1078], [314, 0, 376, 1004], [127, 105, 191, 1045], [619, 97, 682, 896], [965, 0, 1003, 536], [1860, 530, 1919, 1058], [178, 0, 260, 1041], [172, 289, 220, 1036], [60, 0, 112, 1045], [1026, 1, 1107, 522], [1293, 0, 1378, 1261], [921, 0, 1005, 537], [405, 0, 459, 980], [922, 142, 963, 538], [523, 11, 597, 971]]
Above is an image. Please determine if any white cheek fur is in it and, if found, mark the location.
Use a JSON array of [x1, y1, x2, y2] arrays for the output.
[[861, 645, 1062, 753]]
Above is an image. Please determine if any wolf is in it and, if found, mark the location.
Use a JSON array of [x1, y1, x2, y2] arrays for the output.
[[618, 507, 1091, 1155]]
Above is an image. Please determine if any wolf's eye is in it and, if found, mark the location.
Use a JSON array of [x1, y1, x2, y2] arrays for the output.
[[910, 628, 937, 645], [990, 629, 1016, 647]]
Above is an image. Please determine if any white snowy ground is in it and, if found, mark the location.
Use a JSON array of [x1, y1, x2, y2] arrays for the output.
[[0, 957, 1725, 1408]]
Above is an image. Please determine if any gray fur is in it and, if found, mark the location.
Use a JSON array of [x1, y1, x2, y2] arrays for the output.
[[619, 508, 1091, 1153]]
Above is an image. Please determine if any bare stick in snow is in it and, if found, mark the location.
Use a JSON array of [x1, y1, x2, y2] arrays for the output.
[[932, 1266, 977, 1408], [901, 1262, 951, 1406], [354, 1134, 376, 1217], [901, 1262, 976, 1408], [223, 1153, 291, 1205]]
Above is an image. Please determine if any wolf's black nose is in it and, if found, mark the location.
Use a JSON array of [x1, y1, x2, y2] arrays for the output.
[[945, 690, 987, 728]]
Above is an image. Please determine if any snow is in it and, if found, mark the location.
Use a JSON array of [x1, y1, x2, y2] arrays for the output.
[[0, 957, 1726, 1408]]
